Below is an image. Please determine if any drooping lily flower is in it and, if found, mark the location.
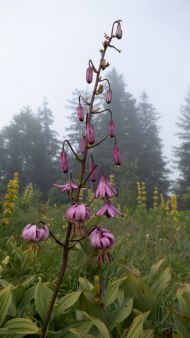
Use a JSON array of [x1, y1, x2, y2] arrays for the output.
[[90, 227, 115, 249], [53, 176, 78, 193], [22, 223, 49, 242], [95, 176, 117, 199], [66, 203, 91, 222], [96, 200, 121, 218]]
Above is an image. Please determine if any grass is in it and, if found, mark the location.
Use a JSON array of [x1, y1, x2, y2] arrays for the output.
[[0, 201, 190, 336]]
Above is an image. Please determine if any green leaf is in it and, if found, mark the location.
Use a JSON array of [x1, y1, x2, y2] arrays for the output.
[[176, 283, 190, 316], [17, 286, 35, 316], [48, 320, 93, 337], [0, 328, 10, 335], [122, 311, 150, 338], [143, 329, 154, 338], [69, 328, 94, 338], [149, 258, 165, 281], [34, 279, 52, 321], [151, 267, 171, 296], [103, 280, 121, 308], [0, 279, 12, 288], [174, 311, 190, 338], [0, 286, 12, 326], [109, 298, 133, 330], [12, 285, 25, 307], [79, 277, 94, 291], [55, 291, 82, 317], [80, 311, 110, 338], [124, 274, 155, 312], [3, 317, 40, 335], [22, 275, 37, 287]]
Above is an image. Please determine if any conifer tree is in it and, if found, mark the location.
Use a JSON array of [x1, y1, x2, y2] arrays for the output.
[[66, 69, 140, 206], [137, 92, 169, 204], [174, 88, 190, 196], [65, 71, 169, 207], [0, 104, 60, 197], [38, 100, 60, 196]]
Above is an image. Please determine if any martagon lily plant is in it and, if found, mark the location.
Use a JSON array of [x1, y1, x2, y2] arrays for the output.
[[22, 20, 123, 338]]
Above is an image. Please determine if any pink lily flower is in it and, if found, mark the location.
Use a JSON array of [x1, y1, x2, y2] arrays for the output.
[[53, 177, 78, 193], [95, 176, 117, 199], [96, 200, 121, 218], [90, 227, 115, 249], [66, 203, 91, 222], [22, 223, 49, 242]]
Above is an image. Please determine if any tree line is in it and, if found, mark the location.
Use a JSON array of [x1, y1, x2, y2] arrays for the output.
[[0, 69, 189, 207]]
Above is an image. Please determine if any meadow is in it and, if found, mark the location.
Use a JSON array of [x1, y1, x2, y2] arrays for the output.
[[0, 174, 190, 337]]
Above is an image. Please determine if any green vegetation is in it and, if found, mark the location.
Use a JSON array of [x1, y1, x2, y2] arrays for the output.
[[0, 182, 190, 337]]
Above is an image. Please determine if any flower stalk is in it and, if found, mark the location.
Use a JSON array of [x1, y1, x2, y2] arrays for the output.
[[23, 20, 123, 338]]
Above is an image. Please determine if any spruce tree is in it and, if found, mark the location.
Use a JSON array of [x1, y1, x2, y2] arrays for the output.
[[174, 88, 190, 197], [38, 100, 60, 196], [137, 92, 169, 205], [0, 104, 60, 197]]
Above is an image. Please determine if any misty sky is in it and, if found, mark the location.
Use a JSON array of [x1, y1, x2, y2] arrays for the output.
[[0, 0, 190, 177]]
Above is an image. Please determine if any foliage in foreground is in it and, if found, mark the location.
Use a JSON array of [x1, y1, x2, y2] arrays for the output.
[[1, 175, 190, 336], [0, 259, 173, 337]]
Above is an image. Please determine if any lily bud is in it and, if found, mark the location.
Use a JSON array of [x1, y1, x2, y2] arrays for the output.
[[96, 84, 104, 95], [106, 89, 112, 104], [60, 150, 69, 173], [77, 103, 84, 121], [113, 145, 121, 166], [86, 122, 95, 145], [108, 120, 115, 138], [115, 23, 122, 39], [90, 163, 97, 182], [86, 66, 93, 84]]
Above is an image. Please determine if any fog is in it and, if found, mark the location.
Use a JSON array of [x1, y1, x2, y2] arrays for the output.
[[0, 0, 190, 177]]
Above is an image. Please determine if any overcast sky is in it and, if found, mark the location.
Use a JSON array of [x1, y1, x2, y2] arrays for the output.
[[0, 0, 190, 177]]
